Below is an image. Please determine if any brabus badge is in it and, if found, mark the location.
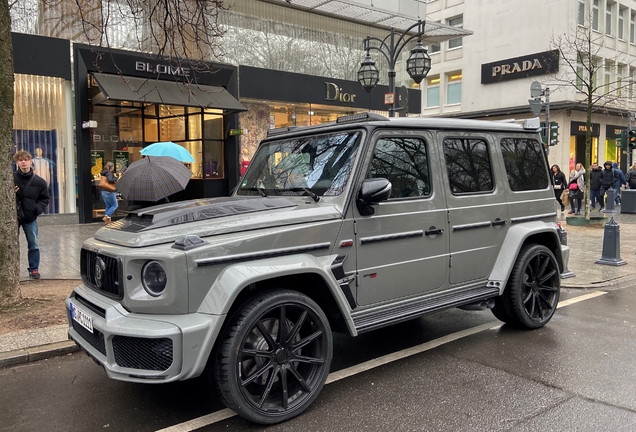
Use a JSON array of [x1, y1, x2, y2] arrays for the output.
[[94, 257, 106, 288]]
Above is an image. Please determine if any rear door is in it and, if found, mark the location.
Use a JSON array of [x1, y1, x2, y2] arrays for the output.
[[438, 131, 510, 285], [353, 130, 449, 306]]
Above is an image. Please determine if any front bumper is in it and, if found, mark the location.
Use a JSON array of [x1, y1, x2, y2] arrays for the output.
[[65, 285, 224, 383]]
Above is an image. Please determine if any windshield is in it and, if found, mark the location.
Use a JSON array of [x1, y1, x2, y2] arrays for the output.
[[237, 131, 361, 198]]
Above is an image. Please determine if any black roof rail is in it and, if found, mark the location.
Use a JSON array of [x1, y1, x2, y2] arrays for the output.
[[266, 126, 301, 137], [336, 112, 389, 124]]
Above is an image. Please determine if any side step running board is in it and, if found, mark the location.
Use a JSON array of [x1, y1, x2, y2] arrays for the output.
[[351, 286, 499, 334]]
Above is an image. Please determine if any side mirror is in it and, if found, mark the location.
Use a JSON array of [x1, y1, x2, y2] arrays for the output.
[[357, 178, 392, 216]]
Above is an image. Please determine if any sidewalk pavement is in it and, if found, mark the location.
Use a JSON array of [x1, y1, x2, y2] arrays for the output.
[[2, 208, 636, 368]]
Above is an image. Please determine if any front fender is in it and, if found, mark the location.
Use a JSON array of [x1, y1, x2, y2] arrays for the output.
[[488, 222, 563, 294], [195, 253, 356, 334]]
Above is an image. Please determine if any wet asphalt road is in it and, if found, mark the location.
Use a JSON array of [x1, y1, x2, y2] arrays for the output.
[[2, 284, 635, 432]]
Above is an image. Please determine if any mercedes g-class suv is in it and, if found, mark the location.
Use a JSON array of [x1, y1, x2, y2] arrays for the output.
[[66, 113, 570, 424]]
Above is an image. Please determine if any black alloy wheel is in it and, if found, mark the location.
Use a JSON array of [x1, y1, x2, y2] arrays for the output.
[[214, 289, 333, 424], [492, 244, 560, 329]]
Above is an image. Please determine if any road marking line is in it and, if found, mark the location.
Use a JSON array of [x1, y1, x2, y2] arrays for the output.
[[556, 291, 607, 308], [157, 291, 608, 432]]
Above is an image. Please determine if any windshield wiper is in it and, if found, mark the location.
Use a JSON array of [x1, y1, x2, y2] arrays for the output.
[[244, 187, 268, 197], [289, 187, 320, 202]]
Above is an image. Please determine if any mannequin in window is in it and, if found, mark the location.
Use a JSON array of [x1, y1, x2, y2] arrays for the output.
[[32, 147, 51, 186], [240, 148, 251, 176]]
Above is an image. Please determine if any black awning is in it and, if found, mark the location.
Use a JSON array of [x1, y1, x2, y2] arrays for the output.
[[92, 73, 247, 114]]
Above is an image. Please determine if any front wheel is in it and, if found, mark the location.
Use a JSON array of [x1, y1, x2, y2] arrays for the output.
[[214, 289, 333, 424], [492, 244, 560, 329]]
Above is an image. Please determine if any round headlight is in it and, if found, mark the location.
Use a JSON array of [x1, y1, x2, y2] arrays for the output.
[[141, 261, 167, 297]]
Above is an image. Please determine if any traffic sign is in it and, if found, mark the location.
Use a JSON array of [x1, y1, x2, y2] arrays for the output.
[[528, 98, 543, 116], [530, 81, 543, 98]]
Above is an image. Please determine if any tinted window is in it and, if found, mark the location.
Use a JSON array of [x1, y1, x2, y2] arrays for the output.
[[368, 137, 431, 199], [443, 137, 494, 194], [500, 137, 550, 191]]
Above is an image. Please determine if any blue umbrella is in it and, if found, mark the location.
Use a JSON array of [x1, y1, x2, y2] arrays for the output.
[[140, 141, 195, 163]]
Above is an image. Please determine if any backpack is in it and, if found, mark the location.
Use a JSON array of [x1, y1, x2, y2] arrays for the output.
[[628, 171, 636, 189]]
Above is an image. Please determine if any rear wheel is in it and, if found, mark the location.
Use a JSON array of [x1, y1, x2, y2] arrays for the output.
[[214, 289, 332, 424], [492, 244, 560, 329]]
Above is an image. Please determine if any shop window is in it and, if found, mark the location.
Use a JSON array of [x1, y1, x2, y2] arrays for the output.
[[426, 75, 440, 107], [446, 72, 462, 105]]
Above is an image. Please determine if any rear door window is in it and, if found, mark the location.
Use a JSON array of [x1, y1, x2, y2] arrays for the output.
[[442, 137, 494, 194]]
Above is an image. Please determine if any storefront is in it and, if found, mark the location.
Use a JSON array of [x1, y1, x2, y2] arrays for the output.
[[569, 121, 600, 170], [74, 45, 246, 223], [237, 66, 422, 160], [12, 33, 74, 216], [605, 125, 630, 172]]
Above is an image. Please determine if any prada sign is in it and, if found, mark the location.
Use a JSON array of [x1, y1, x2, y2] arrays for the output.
[[570, 121, 600, 136], [481, 50, 559, 84]]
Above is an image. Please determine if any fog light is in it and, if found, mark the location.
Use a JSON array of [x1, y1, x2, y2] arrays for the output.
[[142, 261, 167, 297]]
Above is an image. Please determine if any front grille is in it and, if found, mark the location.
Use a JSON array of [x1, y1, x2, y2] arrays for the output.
[[71, 319, 106, 356], [113, 336, 173, 371], [81, 249, 123, 299]]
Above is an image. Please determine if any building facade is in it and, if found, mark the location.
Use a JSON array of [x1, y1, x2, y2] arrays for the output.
[[9, 0, 468, 222], [422, 0, 636, 174]]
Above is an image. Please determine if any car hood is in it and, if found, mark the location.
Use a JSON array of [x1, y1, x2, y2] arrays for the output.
[[94, 196, 342, 247]]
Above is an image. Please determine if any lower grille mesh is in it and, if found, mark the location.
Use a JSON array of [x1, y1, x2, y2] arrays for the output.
[[112, 336, 173, 371]]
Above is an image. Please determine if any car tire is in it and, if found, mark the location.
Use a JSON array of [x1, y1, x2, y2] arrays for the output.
[[214, 289, 333, 424], [494, 244, 560, 329]]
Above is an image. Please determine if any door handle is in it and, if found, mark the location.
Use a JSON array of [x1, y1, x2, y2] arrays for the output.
[[425, 226, 444, 236], [491, 218, 507, 227]]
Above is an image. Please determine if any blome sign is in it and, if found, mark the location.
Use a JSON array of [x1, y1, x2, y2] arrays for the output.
[[481, 50, 559, 84]]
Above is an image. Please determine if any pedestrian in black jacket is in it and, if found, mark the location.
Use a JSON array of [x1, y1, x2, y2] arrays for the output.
[[589, 162, 603, 210], [551, 164, 567, 212], [14, 150, 49, 279], [599, 161, 618, 211]]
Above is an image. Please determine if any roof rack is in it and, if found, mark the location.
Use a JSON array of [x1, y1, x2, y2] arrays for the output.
[[336, 112, 389, 124], [266, 126, 301, 137]]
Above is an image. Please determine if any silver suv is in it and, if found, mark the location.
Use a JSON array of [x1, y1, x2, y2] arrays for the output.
[[66, 113, 570, 424]]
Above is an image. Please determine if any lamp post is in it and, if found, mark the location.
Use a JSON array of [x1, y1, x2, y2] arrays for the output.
[[357, 20, 431, 117]]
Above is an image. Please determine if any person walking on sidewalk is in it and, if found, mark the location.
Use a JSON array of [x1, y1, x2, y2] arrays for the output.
[[551, 164, 567, 212], [99, 162, 118, 224], [589, 162, 603, 210], [627, 163, 636, 189], [13, 150, 49, 279], [568, 163, 585, 215], [612, 162, 627, 205], [600, 161, 618, 211]]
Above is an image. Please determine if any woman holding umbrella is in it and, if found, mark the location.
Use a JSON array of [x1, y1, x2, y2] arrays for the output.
[[99, 162, 118, 224]]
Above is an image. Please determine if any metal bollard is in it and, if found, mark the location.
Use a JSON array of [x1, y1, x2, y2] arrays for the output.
[[557, 225, 575, 278], [604, 188, 615, 212], [595, 216, 627, 266]]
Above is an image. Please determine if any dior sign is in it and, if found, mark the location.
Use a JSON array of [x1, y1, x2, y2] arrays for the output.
[[324, 82, 357, 103]]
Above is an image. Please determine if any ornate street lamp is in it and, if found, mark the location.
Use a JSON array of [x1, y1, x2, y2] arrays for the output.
[[357, 20, 431, 117]]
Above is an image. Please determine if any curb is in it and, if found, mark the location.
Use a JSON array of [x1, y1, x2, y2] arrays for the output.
[[0, 340, 79, 369]]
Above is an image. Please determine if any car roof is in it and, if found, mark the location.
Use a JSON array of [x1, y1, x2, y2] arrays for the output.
[[265, 114, 541, 140]]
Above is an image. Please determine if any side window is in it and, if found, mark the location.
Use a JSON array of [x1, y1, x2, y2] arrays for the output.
[[443, 137, 494, 194], [501, 137, 550, 191], [368, 137, 431, 199]]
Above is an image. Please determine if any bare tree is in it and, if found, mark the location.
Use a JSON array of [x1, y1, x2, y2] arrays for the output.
[[0, 0, 19, 306], [1, 0, 230, 305], [551, 17, 633, 219]]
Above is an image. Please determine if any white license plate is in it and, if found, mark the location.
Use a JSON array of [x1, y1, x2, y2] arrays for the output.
[[70, 302, 93, 334]]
